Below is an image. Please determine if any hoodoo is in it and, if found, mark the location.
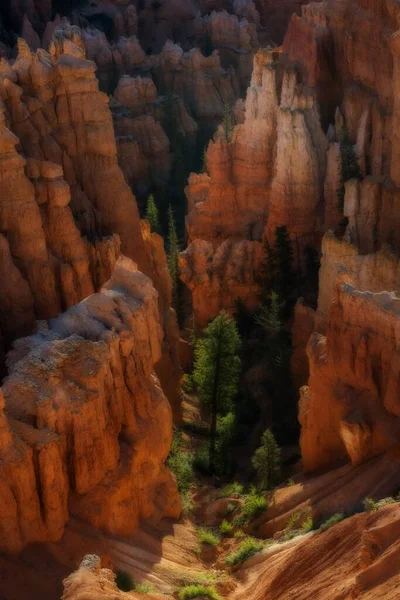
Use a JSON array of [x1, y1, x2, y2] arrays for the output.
[[1, 0, 400, 599]]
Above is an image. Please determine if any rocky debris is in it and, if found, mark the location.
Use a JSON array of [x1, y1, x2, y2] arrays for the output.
[[0, 256, 181, 554]]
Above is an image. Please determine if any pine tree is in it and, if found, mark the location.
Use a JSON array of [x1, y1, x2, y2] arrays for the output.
[[167, 204, 180, 308], [338, 128, 363, 211], [255, 291, 283, 339], [145, 194, 160, 233], [223, 102, 234, 142], [193, 311, 241, 473], [259, 226, 295, 306], [252, 429, 281, 491]]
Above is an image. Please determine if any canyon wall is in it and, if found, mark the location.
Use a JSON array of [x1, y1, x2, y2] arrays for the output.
[[0, 256, 180, 554], [181, 47, 328, 325], [0, 34, 182, 412]]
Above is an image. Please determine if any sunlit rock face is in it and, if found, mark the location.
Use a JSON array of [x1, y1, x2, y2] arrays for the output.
[[182, 48, 328, 326], [0, 32, 182, 410], [301, 277, 400, 474], [0, 257, 181, 554]]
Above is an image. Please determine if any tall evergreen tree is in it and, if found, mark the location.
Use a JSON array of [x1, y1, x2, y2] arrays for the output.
[[252, 429, 281, 491], [145, 194, 160, 233], [338, 128, 363, 211], [193, 312, 241, 473], [259, 226, 295, 307], [255, 291, 283, 339], [167, 204, 180, 308]]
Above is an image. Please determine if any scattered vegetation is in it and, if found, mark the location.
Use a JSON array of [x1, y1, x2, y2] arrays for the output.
[[225, 503, 237, 515], [217, 482, 244, 498], [115, 570, 134, 592], [179, 585, 222, 600], [319, 513, 345, 532], [225, 537, 265, 566], [193, 311, 241, 474], [252, 429, 281, 491], [167, 430, 194, 512], [167, 204, 182, 320], [363, 496, 396, 512], [219, 520, 234, 536], [235, 489, 267, 526], [197, 528, 220, 547], [145, 194, 160, 233], [280, 509, 314, 541]]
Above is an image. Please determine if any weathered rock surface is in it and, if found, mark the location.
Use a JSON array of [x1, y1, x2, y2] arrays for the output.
[[0, 256, 180, 554], [0, 35, 182, 411], [182, 48, 328, 325], [238, 502, 400, 599], [180, 238, 263, 327], [301, 278, 400, 473]]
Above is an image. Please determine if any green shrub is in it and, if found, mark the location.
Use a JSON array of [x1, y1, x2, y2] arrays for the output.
[[300, 513, 313, 533], [115, 570, 134, 592], [225, 503, 236, 515], [235, 490, 267, 525], [225, 537, 264, 566], [179, 585, 222, 600], [182, 373, 195, 394], [280, 508, 313, 541], [233, 529, 245, 539], [182, 491, 194, 514], [167, 431, 194, 495], [217, 482, 243, 498], [364, 496, 396, 512], [198, 528, 220, 546], [319, 513, 345, 532], [363, 497, 378, 512], [252, 429, 281, 491], [219, 520, 234, 536]]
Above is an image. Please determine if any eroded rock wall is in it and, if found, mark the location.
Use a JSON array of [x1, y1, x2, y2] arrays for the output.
[[0, 256, 180, 554], [0, 36, 182, 410], [181, 48, 328, 326]]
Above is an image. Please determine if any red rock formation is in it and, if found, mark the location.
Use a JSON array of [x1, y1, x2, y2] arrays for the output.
[[180, 238, 263, 327], [301, 277, 400, 474], [237, 503, 400, 600], [0, 34, 182, 410], [0, 256, 180, 554], [62, 555, 124, 600], [182, 48, 328, 325]]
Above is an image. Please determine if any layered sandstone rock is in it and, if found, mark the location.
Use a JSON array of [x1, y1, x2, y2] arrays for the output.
[[0, 35, 182, 410], [61, 555, 122, 600], [0, 256, 180, 554], [180, 238, 263, 327], [182, 48, 328, 325], [301, 278, 400, 474], [238, 503, 400, 599]]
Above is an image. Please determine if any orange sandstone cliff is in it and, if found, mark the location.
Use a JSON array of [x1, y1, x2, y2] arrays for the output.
[[0, 33, 182, 411], [0, 256, 180, 554]]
